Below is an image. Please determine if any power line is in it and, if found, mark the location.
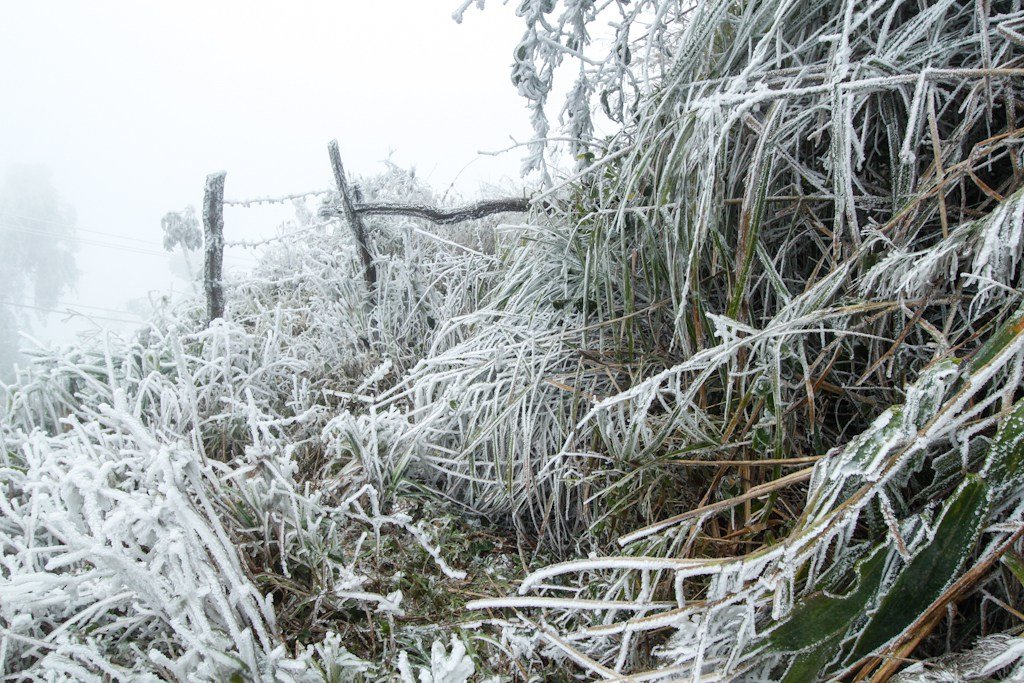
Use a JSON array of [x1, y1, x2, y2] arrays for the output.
[[0, 299, 144, 325], [1, 222, 258, 265], [49, 300, 146, 317], [1, 210, 257, 258], [4, 224, 171, 257], [0, 210, 158, 246], [3, 298, 144, 321], [1, 211, 261, 265]]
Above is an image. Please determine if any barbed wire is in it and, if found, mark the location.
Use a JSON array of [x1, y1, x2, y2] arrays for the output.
[[224, 220, 336, 248], [222, 189, 335, 208]]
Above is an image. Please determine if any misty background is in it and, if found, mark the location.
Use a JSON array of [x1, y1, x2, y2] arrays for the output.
[[0, 1, 531, 376]]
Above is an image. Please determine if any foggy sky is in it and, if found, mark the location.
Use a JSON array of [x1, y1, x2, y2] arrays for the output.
[[0, 1, 531, 346]]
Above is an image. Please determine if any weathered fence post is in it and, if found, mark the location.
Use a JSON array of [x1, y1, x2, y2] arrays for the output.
[[203, 171, 226, 323], [327, 140, 377, 296]]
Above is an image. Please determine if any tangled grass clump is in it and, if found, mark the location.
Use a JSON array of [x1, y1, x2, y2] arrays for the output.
[[451, 0, 1024, 680]]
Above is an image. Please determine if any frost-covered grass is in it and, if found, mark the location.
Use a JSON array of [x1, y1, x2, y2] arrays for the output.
[[450, 0, 1024, 680], [0, 171, 529, 681], [5, 1, 1024, 681]]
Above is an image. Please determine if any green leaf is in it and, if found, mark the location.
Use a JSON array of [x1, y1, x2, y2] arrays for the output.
[[848, 476, 988, 662], [969, 306, 1024, 374], [766, 546, 887, 655], [984, 396, 1024, 498], [1002, 552, 1024, 588], [781, 641, 842, 683]]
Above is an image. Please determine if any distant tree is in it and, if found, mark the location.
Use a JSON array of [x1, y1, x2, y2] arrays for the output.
[[160, 205, 201, 252], [161, 205, 202, 295], [0, 165, 77, 378]]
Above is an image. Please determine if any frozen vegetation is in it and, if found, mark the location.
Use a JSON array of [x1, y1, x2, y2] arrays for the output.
[[4, 0, 1024, 680]]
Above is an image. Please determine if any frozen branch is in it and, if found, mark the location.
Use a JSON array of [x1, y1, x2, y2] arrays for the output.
[[320, 196, 531, 225]]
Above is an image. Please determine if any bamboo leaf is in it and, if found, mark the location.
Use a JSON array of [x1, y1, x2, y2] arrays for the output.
[[848, 477, 988, 663], [1002, 552, 1024, 588], [984, 396, 1024, 499], [780, 642, 841, 683], [969, 306, 1024, 374], [766, 547, 887, 655]]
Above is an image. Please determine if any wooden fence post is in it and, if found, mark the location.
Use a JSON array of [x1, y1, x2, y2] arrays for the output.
[[203, 171, 226, 323], [328, 140, 377, 296]]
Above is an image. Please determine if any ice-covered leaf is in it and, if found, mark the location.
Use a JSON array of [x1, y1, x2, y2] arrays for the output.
[[983, 396, 1024, 500], [968, 305, 1024, 375], [397, 636, 475, 683], [766, 546, 887, 656], [848, 477, 988, 663]]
